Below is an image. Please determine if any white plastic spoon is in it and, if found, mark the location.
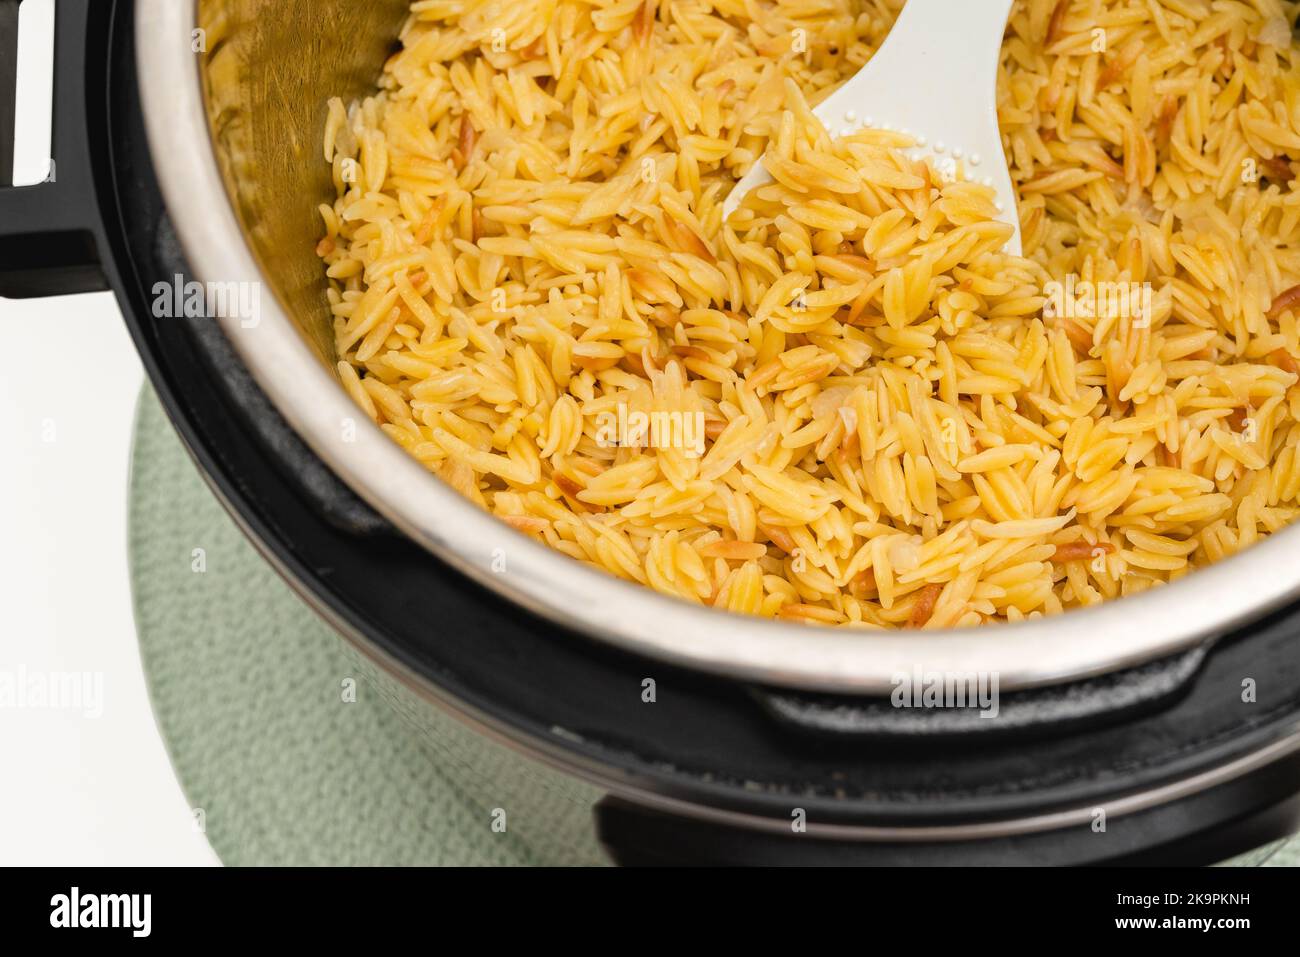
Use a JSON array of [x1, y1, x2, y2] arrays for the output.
[[724, 0, 1021, 255]]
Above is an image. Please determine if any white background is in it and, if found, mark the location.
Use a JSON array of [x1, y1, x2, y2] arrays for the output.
[[0, 1, 218, 865]]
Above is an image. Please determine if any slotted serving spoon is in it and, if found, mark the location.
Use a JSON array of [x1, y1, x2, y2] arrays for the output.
[[724, 0, 1021, 255]]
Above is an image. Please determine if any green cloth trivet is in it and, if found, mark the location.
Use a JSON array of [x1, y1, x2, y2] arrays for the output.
[[128, 386, 1297, 867], [128, 386, 606, 866]]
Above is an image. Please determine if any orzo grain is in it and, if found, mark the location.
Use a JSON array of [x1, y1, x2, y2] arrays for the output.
[[317, 0, 1300, 629]]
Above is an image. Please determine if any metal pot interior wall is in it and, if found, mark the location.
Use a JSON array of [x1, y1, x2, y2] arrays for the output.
[[198, 0, 409, 365]]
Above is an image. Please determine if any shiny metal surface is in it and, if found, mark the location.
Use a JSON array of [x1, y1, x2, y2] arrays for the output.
[[195, 0, 408, 364], [136, 0, 1300, 694]]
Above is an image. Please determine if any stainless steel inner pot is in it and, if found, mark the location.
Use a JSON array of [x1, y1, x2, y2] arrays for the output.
[[134, 0, 1300, 693]]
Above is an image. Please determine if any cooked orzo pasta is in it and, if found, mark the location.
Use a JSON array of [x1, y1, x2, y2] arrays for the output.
[[316, 0, 1300, 629]]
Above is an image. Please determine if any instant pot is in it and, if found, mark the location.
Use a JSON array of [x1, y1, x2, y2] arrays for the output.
[[4, 0, 1300, 864]]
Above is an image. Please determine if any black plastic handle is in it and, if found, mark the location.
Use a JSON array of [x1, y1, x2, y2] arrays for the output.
[[750, 644, 1211, 741], [1, 0, 17, 187], [0, 0, 107, 298]]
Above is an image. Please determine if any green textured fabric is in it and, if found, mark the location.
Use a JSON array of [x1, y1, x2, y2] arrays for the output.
[[128, 386, 1297, 867], [128, 386, 607, 866]]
